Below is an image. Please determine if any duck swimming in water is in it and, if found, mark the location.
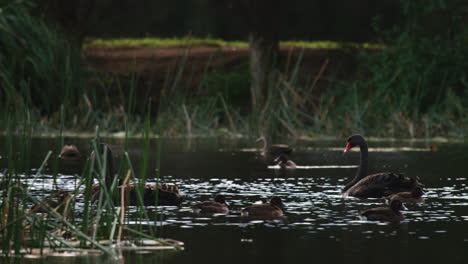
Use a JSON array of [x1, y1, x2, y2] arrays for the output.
[[241, 196, 285, 218], [359, 199, 405, 222], [342, 135, 424, 198], [385, 185, 424, 204], [192, 194, 229, 214], [62, 143, 185, 206], [59, 145, 81, 160], [30, 190, 72, 216]]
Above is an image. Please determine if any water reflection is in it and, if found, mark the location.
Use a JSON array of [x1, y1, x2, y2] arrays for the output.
[[0, 137, 467, 263]]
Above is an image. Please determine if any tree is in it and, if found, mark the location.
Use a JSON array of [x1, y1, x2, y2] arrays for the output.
[[212, 0, 282, 109]]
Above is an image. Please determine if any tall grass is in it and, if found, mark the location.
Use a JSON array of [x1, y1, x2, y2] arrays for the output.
[[1, 0, 467, 138], [0, 122, 180, 259], [316, 0, 468, 137]]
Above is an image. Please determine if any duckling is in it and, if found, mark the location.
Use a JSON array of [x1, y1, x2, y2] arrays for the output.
[[241, 196, 284, 218], [256, 134, 292, 157], [359, 199, 405, 222], [385, 186, 424, 204], [274, 154, 297, 169], [192, 194, 229, 214], [59, 145, 81, 160]]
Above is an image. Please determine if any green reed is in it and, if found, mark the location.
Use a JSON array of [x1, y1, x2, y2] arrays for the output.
[[0, 123, 179, 259], [1, 0, 466, 138]]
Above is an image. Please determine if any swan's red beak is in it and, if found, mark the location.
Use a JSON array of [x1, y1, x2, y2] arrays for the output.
[[344, 142, 352, 153]]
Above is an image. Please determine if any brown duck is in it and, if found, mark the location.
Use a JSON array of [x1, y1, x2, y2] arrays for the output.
[[385, 185, 424, 204], [59, 145, 81, 160], [359, 199, 405, 222], [241, 196, 285, 218], [192, 194, 229, 214], [62, 143, 185, 206], [30, 190, 72, 215], [94, 143, 184, 206], [342, 135, 424, 198]]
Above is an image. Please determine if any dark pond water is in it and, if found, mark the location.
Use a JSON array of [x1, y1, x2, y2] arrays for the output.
[[1, 137, 467, 263]]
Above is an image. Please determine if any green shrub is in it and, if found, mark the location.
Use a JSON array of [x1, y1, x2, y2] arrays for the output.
[[0, 1, 85, 115], [323, 0, 468, 137]]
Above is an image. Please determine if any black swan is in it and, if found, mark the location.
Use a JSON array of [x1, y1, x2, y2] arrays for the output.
[[192, 194, 229, 214], [274, 154, 297, 169], [59, 145, 81, 160], [342, 134, 424, 198], [62, 143, 185, 206], [385, 186, 424, 204], [359, 199, 405, 222], [241, 196, 284, 218], [257, 134, 292, 157]]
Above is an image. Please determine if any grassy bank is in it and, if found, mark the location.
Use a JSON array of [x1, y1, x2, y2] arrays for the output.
[[1, 0, 467, 139], [86, 37, 382, 49]]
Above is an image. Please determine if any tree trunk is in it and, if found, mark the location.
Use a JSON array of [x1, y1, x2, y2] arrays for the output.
[[246, 0, 281, 109], [249, 32, 279, 108]]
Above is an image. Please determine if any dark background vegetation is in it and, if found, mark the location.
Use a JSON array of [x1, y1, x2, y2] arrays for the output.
[[1, 0, 467, 137], [40, 0, 400, 43]]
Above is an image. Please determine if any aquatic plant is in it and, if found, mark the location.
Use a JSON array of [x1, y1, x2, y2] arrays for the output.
[[0, 123, 182, 260]]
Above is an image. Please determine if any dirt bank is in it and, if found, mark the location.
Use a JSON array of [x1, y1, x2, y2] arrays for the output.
[[84, 45, 360, 99]]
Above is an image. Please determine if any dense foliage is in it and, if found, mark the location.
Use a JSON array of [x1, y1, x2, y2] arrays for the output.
[[0, 1, 85, 115], [321, 0, 468, 137], [0, 0, 466, 138]]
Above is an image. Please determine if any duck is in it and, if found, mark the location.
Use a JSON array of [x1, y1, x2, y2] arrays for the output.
[[241, 196, 284, 218], [385, 185, 424, 204], [274, 154, 297, 169], [59, 145, 81, 160], [30, 190, 72, 215], [256, 134, 292, 157], [359, 199, 405, 222], [342, 134, 424, 198], [63, 143, 185, 206], [192, 194, 229, 214]]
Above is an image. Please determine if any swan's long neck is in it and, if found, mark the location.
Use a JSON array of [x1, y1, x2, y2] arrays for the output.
[[263, 136, 270, 150], [260, 136, 270, 153], [343, 141, 368, 192]]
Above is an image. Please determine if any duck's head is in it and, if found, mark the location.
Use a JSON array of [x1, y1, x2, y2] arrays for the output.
[[59, 145, 82, 160], [411, 186, 425, 197], [214, 194, 228, 205], [269, 196, 285, 210], [390, 199, 405, 211], [344, 134, 366, 153]]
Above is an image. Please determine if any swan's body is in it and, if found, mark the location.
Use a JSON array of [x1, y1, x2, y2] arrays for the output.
[[360, 199, 405, 222], [385, 186, 424, 204], [343, 135, 424, 198], [192, 194, 229, 214], [257, 135, 292, 157], [241, 196, 284, 218]]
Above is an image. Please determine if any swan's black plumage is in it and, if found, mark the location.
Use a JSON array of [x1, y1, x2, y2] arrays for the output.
[[343, 135, 424, 198]]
